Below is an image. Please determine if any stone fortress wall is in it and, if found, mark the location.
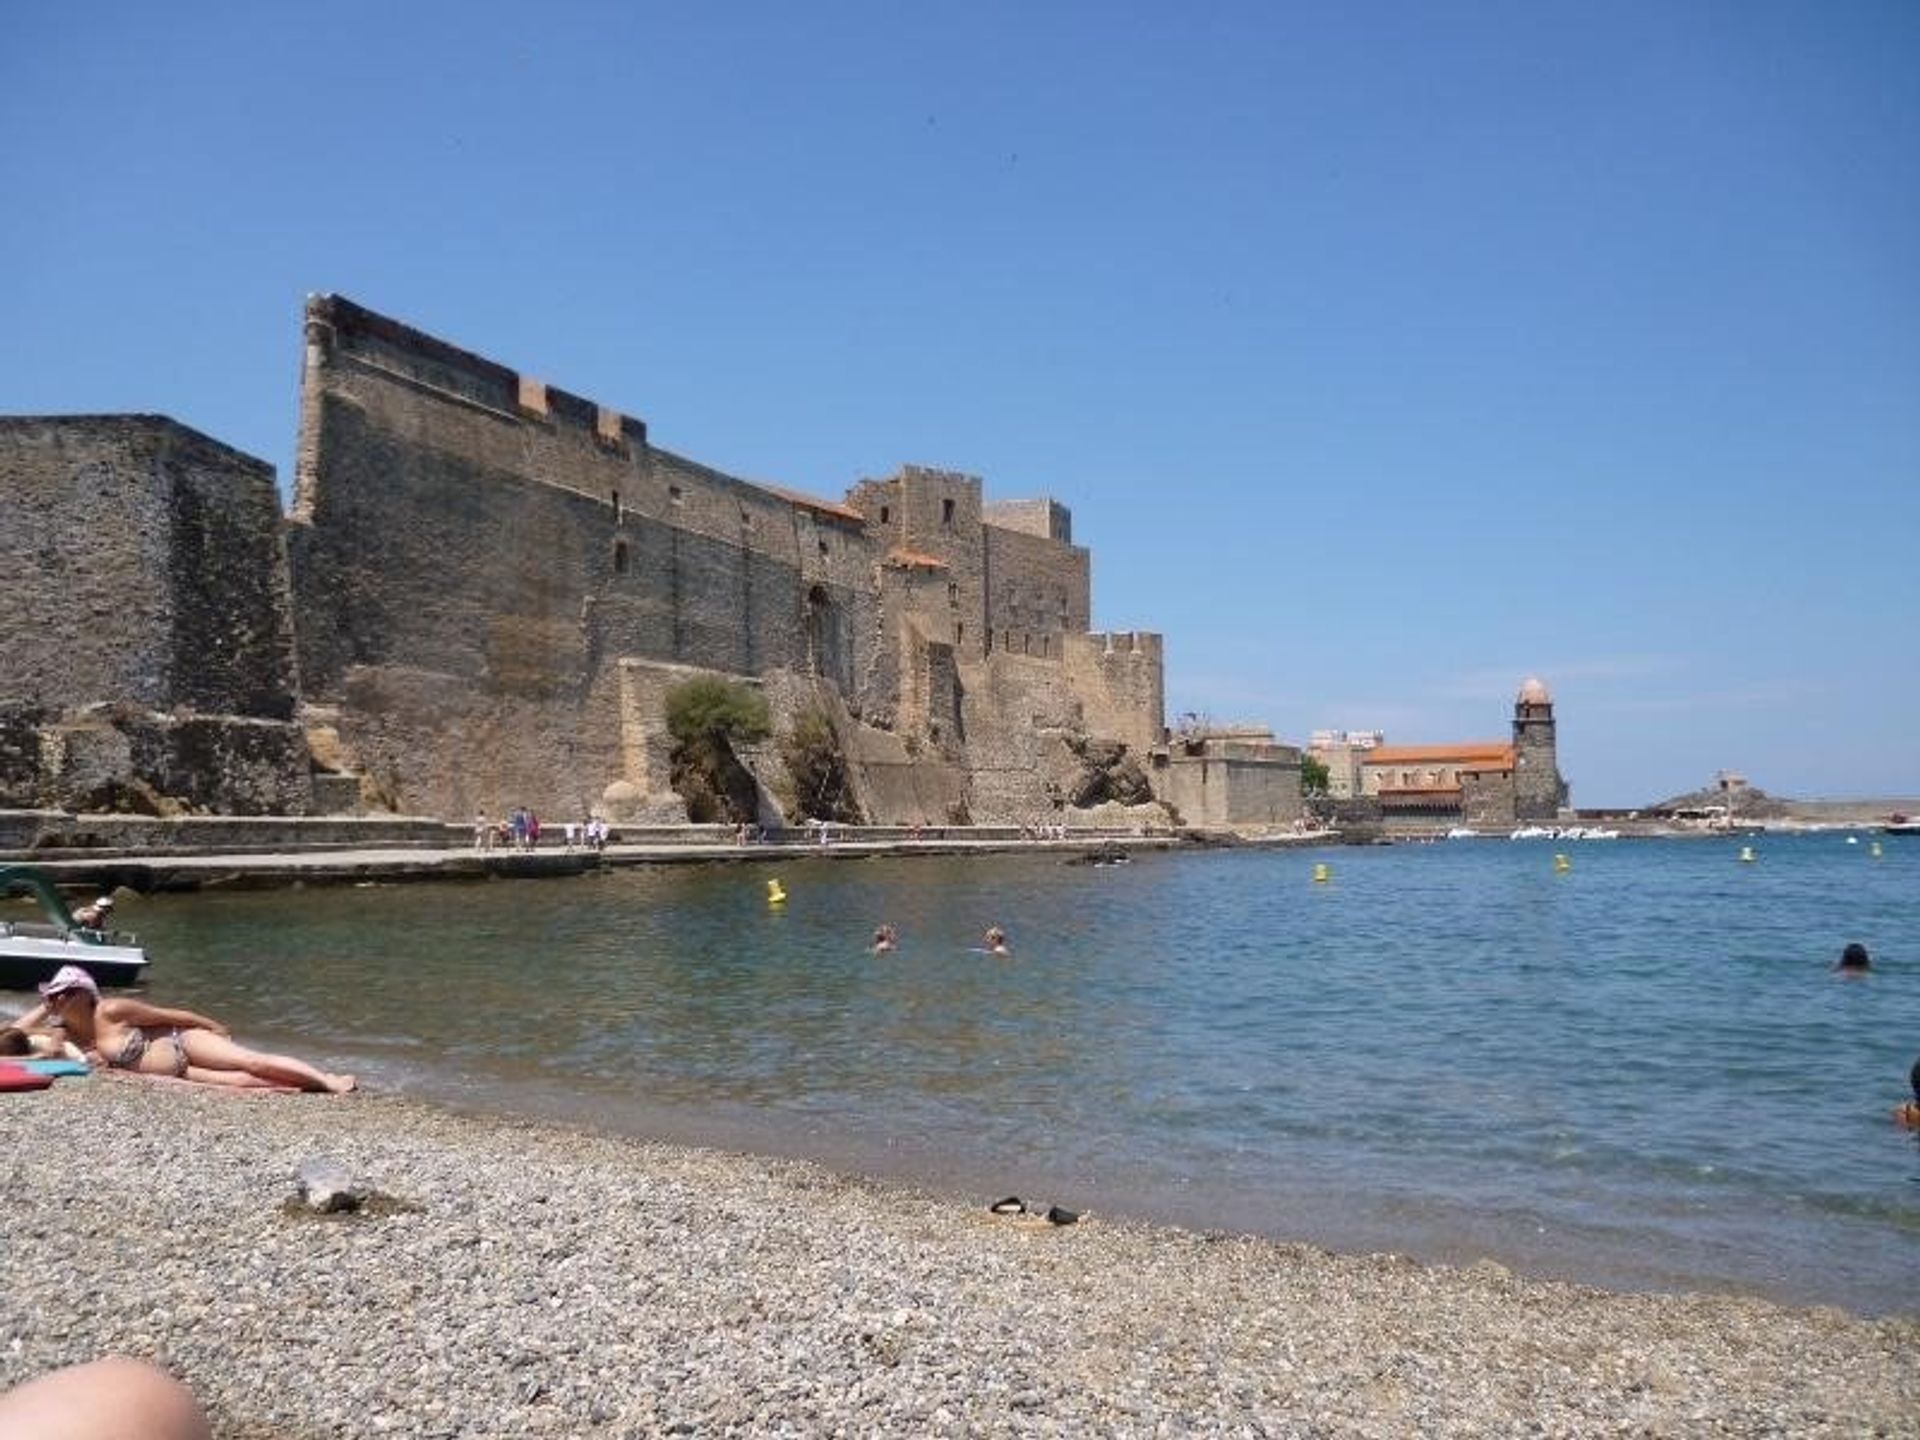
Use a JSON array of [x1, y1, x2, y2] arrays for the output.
[[0, 415, 311, 815], [1, 296, 1173, 829]]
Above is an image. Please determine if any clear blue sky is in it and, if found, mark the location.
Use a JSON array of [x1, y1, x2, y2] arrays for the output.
[[6, 2, 1916, 807]]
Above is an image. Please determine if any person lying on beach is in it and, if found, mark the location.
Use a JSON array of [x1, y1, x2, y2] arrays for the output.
[[1897, 1058, 1920, 1131], [17, 965, 355, 1094], [0, 1024, 85, 1061]]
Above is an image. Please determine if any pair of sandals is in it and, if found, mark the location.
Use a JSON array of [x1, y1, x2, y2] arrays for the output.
[[989, 1196, 1079, 1225]]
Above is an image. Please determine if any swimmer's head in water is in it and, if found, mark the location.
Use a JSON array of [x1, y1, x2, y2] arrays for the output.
[[1911, 1057, 1920, 1103], [1838, 942, 1871, 970]]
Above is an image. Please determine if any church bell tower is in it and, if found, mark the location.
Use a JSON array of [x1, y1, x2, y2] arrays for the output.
[[1512, 676, 1565, 821]]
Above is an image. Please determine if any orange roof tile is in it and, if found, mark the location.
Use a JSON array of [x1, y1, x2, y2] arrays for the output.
[[762, 483, 867, 525], [1364, 742, 1514, 767], [886, 548, 949, 570]]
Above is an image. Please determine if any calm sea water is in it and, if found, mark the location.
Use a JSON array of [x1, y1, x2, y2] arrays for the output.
[[19, 833, 1919, 1313]]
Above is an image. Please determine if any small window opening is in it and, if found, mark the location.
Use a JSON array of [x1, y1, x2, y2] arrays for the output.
[[611, 490, 621, 522], [879, 505, 890, 525], [669, 484, 684, 505], [818, 538, 829, 556], [613, 538, 629, 574], [956, 622, 965, 645], [942, 498, 955, 525]]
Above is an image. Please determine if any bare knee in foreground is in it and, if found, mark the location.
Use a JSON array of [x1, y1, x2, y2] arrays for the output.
[[0, 1356, 210, 1440]]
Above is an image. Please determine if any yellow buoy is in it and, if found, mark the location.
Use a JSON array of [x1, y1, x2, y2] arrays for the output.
[[1738, 846, 1755, 864], [1553, 852, 1571, 873], [1311, 862, 1331, 885], [767, 879, 787, 905]]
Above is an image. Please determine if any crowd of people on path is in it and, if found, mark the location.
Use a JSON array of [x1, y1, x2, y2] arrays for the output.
[[473, 808, 609, 852]]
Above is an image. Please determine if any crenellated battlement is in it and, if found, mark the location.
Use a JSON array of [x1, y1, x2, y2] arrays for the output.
[[306, 293, 649, 448], [1080, 630, 1164, 661]]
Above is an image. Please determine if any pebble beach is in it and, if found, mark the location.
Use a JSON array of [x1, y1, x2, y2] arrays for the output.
[[2, 1079, 1916, 1438]]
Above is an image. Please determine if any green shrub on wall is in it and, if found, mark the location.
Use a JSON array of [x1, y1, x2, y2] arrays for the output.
[[664, 677, 770, 823], [780, 708, 862, 824]]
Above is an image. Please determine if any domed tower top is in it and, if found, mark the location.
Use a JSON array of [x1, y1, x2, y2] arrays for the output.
[[1511, 676, 1564, 820]]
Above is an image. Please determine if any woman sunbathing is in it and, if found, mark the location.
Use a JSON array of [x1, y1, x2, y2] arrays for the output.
[[19, 965, 354, 1093]]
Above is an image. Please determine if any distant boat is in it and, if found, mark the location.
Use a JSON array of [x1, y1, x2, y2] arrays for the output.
[[1444, 826, 1481, 840], [1510, 825, 1554, 840], [0, 865, 149, 991], [1884, 814, 1920, 837]]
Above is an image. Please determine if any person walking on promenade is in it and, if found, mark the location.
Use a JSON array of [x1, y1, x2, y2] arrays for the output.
[[19, 966, 355, 1094]]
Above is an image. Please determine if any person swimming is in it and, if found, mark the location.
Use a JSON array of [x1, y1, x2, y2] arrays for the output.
[[1835, 942, 1872, 973], [1897, 1057, 1920, 1131], [982, 926, 1010, 957], [871, 924, 897, 955]]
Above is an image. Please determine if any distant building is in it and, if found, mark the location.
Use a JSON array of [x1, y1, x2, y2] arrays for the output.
[[1318, 679, 1566, 830], [1304, 729, 1383, 799]]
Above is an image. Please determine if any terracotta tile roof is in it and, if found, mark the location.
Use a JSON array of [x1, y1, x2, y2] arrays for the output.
[[886, 548, 949, 570], [1363, 742, 1515, 767], [763, 483, 867, 525]]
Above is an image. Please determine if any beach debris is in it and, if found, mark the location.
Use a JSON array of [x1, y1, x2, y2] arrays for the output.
[[986, 1196, 1081, 1225], [293, 1156, 371, 1214]]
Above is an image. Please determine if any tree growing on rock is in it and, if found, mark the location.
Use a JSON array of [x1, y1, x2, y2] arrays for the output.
[[664, 677, 770, 823], [779, 707, 862, 824]]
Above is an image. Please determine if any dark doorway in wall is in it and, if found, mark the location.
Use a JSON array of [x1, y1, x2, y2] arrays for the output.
[[806, 584, 852, 691]]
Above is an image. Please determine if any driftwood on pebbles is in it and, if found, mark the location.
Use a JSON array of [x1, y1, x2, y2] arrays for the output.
[[2, 1081, 1915, 1438]]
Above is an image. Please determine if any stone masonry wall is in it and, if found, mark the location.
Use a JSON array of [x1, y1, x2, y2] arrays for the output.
[[290, 296, 876, 819], [982, 522, 1091, 661], [0, 415, 309, 814], [1158, 745, 1303, 828], [981, 497, 1071, 542], [1064, 631, 1165, 758]]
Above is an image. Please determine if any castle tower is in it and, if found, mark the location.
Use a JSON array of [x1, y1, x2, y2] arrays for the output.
[[1511, 676, 1565, 821]]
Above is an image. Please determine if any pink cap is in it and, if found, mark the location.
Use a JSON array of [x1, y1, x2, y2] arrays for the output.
[[39, 964, 99, 1000]]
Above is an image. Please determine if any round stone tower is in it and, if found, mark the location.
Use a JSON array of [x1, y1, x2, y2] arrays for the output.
[[1511, 676, 1566, 821]]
